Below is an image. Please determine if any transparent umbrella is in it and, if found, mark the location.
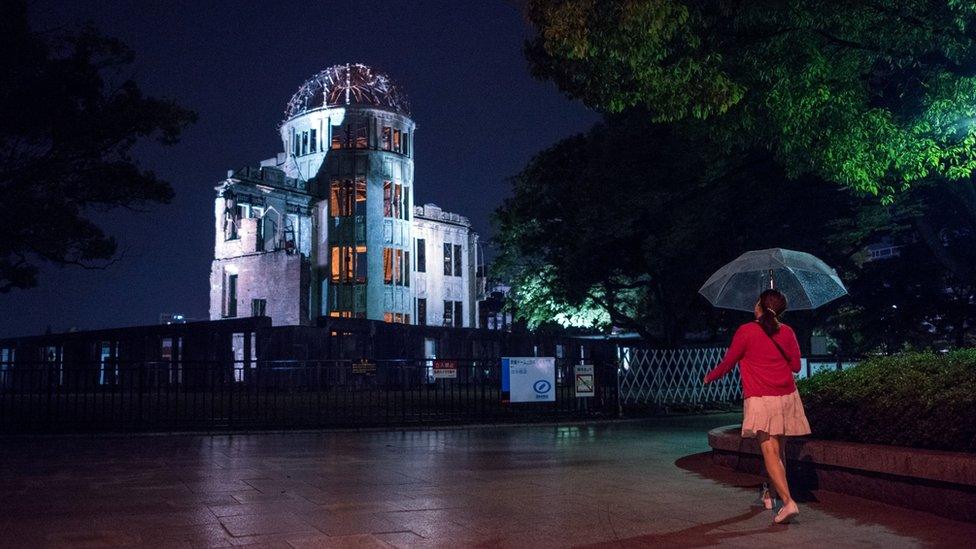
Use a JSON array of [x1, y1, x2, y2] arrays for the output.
[[698, 248, 847, 312]]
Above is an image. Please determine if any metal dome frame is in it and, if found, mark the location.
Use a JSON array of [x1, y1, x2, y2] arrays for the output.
[[283, 63, 411, 123]]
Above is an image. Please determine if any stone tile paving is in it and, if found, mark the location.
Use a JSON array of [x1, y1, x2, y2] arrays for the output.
[[1, 414, 973, 548]]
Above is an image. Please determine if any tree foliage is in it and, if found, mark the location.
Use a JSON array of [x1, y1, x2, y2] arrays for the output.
[[493, 115, 876, 345], [524, 0, 976, 199], [0, 1, 196, 292], [826, 181, 976, 353]]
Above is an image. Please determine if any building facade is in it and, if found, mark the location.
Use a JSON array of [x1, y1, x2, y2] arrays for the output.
[[209, 63, 484, 327]]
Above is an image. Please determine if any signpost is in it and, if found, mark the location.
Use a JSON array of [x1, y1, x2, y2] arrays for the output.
[[433, 359, 457, 379], [574, 364, 595, 398], [502, 357, 555, 403], [352, 360, 377, 375]]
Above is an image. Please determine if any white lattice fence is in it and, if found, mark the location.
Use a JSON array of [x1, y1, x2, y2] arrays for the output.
[[617, 347, 742, 406]]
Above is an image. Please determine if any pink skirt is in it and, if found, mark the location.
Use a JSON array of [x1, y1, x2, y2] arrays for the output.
[[741, 390, 811, 438]]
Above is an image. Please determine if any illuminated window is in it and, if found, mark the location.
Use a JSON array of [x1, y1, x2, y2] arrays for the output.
[[383, 181, 392, 217], [443, 243, 452, 276], [329, 311, 353, 318], [382, 126, 392, 150], [453, 244, 462, 277], [393, 183, 402, 219], [331, 126, 342, 149], [330, 246, 359, 283], [330, 180, 356, 216], [383, 248, 404, 285], [384, 312, 393, 323], [310, 129, 317, 152], [355, 180, 366, 216], [416, 238, 426, 272], [393, 129, 401, 153]]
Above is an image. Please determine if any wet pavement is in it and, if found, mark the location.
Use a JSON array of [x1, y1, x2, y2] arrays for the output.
[[1, 414, 973, 548]]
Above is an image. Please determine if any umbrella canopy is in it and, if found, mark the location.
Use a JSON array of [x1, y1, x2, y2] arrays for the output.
[[699, 248, 847, 312]]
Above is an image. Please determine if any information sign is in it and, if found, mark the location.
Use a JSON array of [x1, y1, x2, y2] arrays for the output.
[[502, 357, 555, 403]]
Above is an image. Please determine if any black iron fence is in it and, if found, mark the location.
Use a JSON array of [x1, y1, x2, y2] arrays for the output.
[[0, 358, 620, 434]]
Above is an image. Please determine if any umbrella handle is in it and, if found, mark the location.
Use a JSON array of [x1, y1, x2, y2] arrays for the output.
[[769, 269, 775, 290]]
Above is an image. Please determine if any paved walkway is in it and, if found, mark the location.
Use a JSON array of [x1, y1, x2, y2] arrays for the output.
[[1, 414, 973, 548]]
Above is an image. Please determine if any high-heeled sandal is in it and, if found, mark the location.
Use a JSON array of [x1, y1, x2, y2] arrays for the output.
[[755, 482, 774, 510], [774, 501, 799, 524]]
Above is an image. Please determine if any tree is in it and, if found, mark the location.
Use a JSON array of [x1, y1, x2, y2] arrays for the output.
[[825, 181, 976, 353], [0, 1, 196, 292], [524, 1, 976, 200], [493, 114, 877, 345]]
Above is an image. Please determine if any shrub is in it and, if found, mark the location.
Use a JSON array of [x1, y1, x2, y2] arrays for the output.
[[797, 350, 976, 452]]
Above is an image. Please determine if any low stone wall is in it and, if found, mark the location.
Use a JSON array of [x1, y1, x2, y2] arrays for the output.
[[708, 425, 976, 523]]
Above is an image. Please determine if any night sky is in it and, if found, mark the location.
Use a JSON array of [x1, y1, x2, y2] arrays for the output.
[[0, 1, 599, 337]]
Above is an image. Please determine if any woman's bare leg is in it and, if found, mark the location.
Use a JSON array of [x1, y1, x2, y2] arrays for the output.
[[757, 432, 792, 505]]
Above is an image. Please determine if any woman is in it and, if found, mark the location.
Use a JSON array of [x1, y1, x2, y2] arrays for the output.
[[703, 289, 810, 524]]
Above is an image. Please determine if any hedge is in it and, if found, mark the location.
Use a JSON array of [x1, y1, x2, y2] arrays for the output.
[[797, 350, 976, 453]]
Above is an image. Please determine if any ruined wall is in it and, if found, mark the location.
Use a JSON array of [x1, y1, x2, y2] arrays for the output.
[[412, 204, 476, 328], [209, 250, 309, 326]]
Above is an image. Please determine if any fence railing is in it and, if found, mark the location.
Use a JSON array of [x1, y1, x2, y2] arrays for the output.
[[0, 358, 619, 434], [617, 347, 861, 407]]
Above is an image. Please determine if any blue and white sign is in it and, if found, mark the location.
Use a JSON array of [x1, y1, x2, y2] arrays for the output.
[[502, 357, 556, 403]]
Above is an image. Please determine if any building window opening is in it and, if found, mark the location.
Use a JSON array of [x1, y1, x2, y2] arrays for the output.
[[355, 180, 367, 217], [355, 121, 368, 149], [225, 273, 238, 318], [443, 243, 452, 276], [355, 246, 367, 283], [301, 131, 308, 156], [383, 181, 405, 218], [393, 129, 402, 153], [98, 342, 117, 386], [331, 246, 362, 283], [404, 251, 410, 287], [330, 179, 356, 217], [382, 126, 392, 150], [251, 299, 267, 317], [416, 238, 426, 272], [310, 128, 317, 152], [453, 244, 462, 277], [454, 301, 463, 327], [331, 126, 342, 149], [417, 298, 427, 325], [443, 300, 453, 327], [383, 248, 405, 285], [403, 132, 410, 157]]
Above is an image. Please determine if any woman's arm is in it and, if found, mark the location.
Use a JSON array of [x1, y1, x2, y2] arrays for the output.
[[704, 326, 747, 384], [785, 327, 802, 373]]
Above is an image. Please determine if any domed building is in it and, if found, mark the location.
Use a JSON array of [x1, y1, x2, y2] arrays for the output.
[[209, 63, 484, 327]]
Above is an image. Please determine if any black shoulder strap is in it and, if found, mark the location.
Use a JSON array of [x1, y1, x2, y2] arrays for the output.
[[761, 325, 792, 363]]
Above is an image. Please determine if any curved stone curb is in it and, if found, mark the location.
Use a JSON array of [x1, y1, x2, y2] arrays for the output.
[[708, 424, 976, 523]]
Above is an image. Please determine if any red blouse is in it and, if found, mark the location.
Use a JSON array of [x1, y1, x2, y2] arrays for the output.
[[704, 321, 802, 398]]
